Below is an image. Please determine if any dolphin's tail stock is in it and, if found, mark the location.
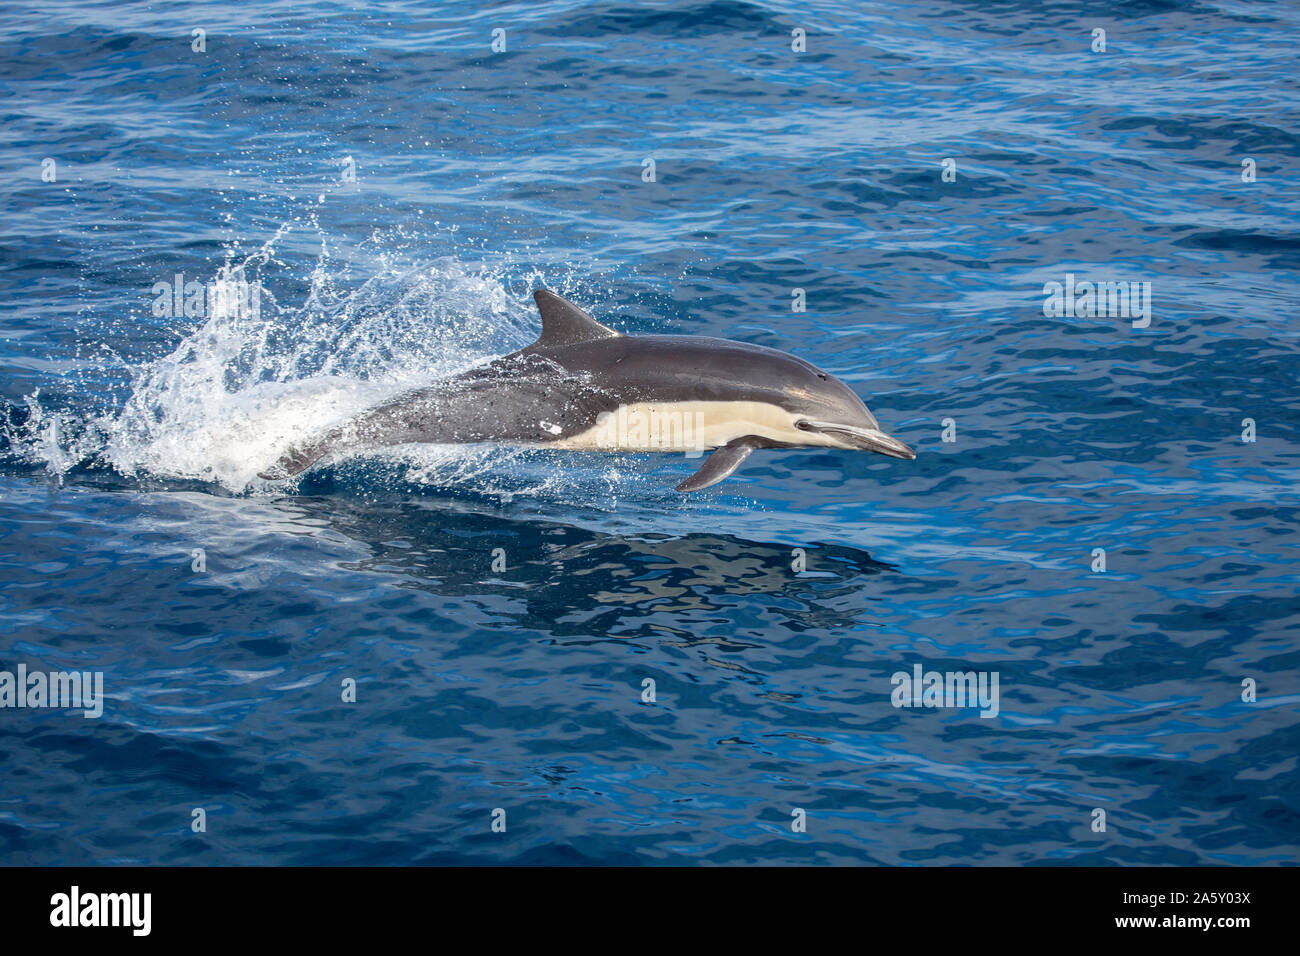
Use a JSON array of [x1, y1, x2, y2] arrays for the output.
[[257, 385, 445, 481], [258, 440, 329, 481]]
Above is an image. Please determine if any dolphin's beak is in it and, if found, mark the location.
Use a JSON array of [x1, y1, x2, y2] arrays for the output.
[[800, 421, 917, 460]]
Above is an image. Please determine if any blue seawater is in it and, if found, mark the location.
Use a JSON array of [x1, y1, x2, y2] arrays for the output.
[[1, 0, 1297, 865]]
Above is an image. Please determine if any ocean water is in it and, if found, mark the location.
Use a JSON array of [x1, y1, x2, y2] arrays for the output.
[[1, 0, 1297, 866]]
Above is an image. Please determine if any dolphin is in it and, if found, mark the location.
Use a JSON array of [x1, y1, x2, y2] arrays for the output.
[[258, 289, 915, 490]]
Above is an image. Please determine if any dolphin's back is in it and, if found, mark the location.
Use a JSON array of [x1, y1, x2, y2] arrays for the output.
[[532, 334, 827, 407]]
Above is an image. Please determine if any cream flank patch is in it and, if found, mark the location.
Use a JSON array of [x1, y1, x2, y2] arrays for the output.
[[547, 400, 845, 452]]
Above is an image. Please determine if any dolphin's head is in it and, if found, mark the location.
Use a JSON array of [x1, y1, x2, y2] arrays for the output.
[[779, 361, 916, 460]]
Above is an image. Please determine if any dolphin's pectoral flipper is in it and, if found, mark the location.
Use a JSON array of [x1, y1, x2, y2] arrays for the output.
[[675, 442, 755, 493]]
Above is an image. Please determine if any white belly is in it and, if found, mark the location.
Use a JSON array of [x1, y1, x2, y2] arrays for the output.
[[548, 400, 811, 452]]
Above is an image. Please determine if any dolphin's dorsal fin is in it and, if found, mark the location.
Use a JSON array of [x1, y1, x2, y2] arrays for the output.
[[530, 289, 621, 349]]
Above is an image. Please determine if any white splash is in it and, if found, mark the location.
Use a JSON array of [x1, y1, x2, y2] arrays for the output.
[[15, 224, 555, 492]]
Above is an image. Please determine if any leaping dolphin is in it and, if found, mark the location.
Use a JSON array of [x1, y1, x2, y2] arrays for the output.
[[258, 289, 915, 491]]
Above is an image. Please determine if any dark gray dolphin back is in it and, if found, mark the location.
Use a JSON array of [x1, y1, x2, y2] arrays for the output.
[[520, 291, 866, 419], [526, 332, 868, 425]]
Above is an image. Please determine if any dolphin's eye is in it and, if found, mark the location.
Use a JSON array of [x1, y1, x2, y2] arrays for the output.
[[796, 420, 815, 431], [816, 372, 828, 381]]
